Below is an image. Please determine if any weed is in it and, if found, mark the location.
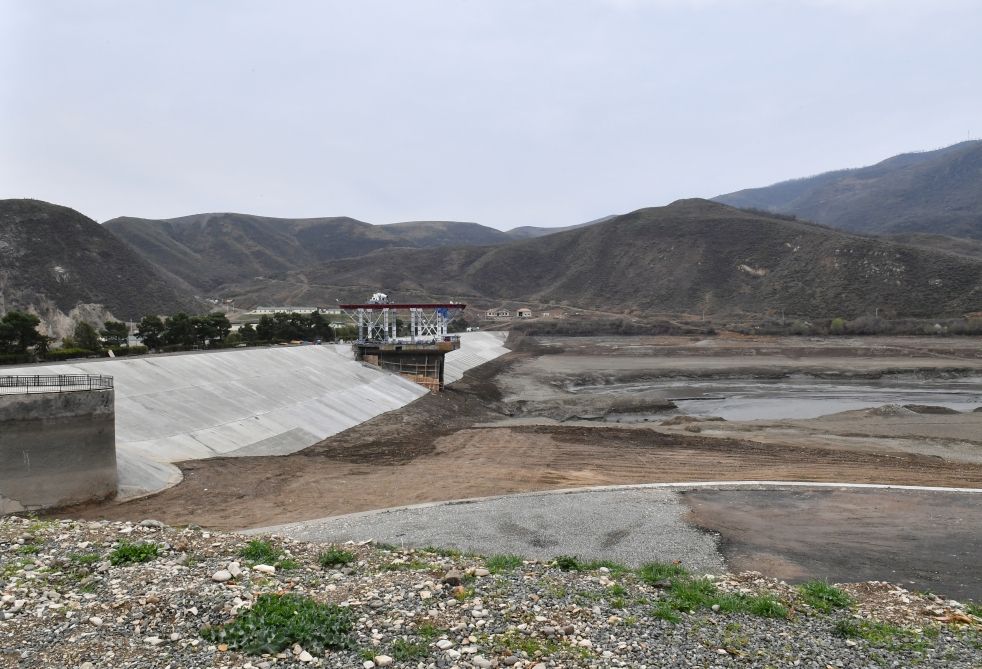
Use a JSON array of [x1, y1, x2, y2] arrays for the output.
[[638, 561, 687, 584], [373, 541, 399, 552], [608, 583, 627, 597], [109, 541, 159, 566], [200, 593, 353, 655], [492, 629, 559, 657], [553, 555, 583, 571], [277, 559, 300, 572], [452, 586, 475, 601], [68, 552, 101, 565], [319, 547, 356, 569], [745, 595, 789, 619], [415, 622, 444, 641], [485, 554, 524, 574], [609, 596, 626, 609], [239, 539, 282, 565], [390, 637, 427, 661], [798, 580, 853, 613], [651, 601, 681, 623], [16, 544, 41, 555], [966, 602, 982, 618], [833, 619, 933, 651], [420, 546, 461, 558]]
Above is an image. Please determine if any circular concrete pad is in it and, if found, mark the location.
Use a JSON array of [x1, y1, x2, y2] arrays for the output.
[[255, 487, 725, 575]]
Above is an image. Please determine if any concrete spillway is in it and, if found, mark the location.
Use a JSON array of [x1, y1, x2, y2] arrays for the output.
[[3, 331, 508, 500]]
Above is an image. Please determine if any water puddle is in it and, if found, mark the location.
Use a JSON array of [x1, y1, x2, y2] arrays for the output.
[[571, 376, 982, 421]]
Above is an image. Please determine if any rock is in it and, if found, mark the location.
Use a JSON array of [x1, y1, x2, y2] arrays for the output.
[[577, 639, 592, 648], [211, 570, 233, 583], [298, 650, 313, 662], [436, 639, 453, 650], [531, 663, 547, 669], [473, 656, 492, 668], [80, 663, 95, 669], [143, 636, 163, 645], [474, 568, 491, 577], [253, 564, 276, 574], [363, 662, 376, 669], [442, 569, 464, 586], [227, 561, 242, 578], [139, 519, 166, 528], [446, 649, 461, 660], [89, 616, 103, 626], [542, 626, 557, 637], [374, 655, 393, 667], [503, 656, 520, 666], [419, 590, 432, 600]]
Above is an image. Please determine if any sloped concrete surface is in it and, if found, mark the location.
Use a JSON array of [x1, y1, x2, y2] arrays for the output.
[[3, 332, 509, 500]]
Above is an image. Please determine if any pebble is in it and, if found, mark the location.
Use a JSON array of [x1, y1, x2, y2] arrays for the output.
[[473, 655, 492, 668], [211, 570, 232, 582], [227, 561, 242, 577], [88, 616, 103, 626], [253, 564, 276, 574], [374, 655, 393, 666], [298, 650, 313, 662], [436, 639, 453, 650]]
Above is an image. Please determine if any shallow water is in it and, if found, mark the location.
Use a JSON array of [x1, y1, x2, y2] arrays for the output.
[[572, 376, 982, 421]]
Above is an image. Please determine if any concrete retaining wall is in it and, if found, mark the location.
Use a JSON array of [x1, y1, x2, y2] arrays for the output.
[[0, 389, 117, 513]]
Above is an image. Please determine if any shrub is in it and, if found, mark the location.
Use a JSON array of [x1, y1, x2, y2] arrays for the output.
[[390, 637, 427, 661], [109, 541, 159, 566], [553, 555, 584, 571], [44, 348, 96, 361], [200, 593, 353, 655], [318, 547, 356, 569], [0, 352, 32, 365]]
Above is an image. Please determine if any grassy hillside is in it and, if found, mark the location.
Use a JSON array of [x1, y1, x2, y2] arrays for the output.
[[714, 141, 982, 239], [221, 199, 982, 319], [0, 199, 202, 322], [104, 213, 516, 292]]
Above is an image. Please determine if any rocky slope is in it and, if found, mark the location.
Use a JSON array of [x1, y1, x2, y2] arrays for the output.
[[221, 199, 982, 319], [1, 516, 979, 668], [0, 200, 202, 336], [714, 140, 982, 238]]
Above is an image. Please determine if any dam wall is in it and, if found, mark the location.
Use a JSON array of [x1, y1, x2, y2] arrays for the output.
[[1, 332, 508, 500], [0, 385, 116, 513]]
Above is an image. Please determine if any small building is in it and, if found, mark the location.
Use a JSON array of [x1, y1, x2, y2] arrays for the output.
[[517, 308, 533, 319], [485, 308, 511, 319], [248, 306, 320, 315]]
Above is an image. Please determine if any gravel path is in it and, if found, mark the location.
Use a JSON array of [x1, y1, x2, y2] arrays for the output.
[[252, 489, 725, 576], [1, 516, 980, 668]]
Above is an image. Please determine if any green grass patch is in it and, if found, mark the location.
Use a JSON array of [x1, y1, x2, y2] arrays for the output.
[[638, 561, 688, 584], [200, 593, 353, 655], [552, 555, 629, 573], [651, 601, 682, 623], [16, 544, 41, 555], [318, 547, 356, 569], [239, 539, 282, 565], [490, 629, 560, 657], [485, 554, 524, 574], [650, 574, 788, 621], [966, 602, 982, 618], [833, 619, 935, 651], [109, 541, 159, 566], [415, 622, 445, 641], [390, 637, 428, 661], [420, 546, 462, 558], [798, 580, 853, 613]]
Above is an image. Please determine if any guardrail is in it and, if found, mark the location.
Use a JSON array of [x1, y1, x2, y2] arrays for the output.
[[0, 374, 114, 394]]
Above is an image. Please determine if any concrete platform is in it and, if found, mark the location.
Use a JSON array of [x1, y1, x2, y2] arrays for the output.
[[253, 482, 982, 600]]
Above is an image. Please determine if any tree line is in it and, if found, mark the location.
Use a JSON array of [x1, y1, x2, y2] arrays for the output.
[[0, 309, 353, 364]]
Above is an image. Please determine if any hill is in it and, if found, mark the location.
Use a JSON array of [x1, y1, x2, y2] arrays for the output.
[[505, 215, 617, 239], [221, 199, 982, 319], [0, 199, 202, 333], [714, 141, 982, 238], [104, 213, 516, 292]]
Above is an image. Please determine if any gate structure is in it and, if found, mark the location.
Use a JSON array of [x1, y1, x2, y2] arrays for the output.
[[339, 299, 466, 392]]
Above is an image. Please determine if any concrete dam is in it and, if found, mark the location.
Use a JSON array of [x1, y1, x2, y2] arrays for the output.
[[1, 332, 509, 504]]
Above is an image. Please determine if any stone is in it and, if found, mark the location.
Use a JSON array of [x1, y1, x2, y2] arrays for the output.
[[577, 639, 592, 648], [374, 655, 394, 667], [211, 570, 233, 583], [144, 636, 163, 645], [531, 664, 547, 669], [473, 655, 492, 668], [139, 519, 166, 528], [253, 564, 276, 574], [474, 568, 491, 577], [298, 650, 313, 662], [419, 590, 432, 600], [80, 663, 95, 669], [363, 662, 376, 669], [436, 639, 453, 650], [442, 569, 464, 586], [88, 616, 103, 626], [503, 657, 520, 666], [227, 562, 242, 578]]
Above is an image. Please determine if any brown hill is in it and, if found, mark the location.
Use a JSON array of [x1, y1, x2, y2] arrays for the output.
[[0, 200, 202, 328], [714, 141, 982, 238], [222, 199, 982, 319], [103, 213, 516, 292]]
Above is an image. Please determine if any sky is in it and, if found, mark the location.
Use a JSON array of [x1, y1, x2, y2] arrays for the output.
[[2, 0, 980, 230]]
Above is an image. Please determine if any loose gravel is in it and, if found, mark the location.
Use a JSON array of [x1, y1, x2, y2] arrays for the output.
[[1, 516, 980, 668]]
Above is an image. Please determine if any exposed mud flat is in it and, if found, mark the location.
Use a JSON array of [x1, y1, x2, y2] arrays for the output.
[[60, 334, 982, 530]]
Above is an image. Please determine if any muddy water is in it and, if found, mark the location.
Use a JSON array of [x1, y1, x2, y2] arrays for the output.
[[571, 375, 982, 420]]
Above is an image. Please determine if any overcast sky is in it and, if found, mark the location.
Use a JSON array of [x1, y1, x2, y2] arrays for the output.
[[2, 1, 980, 229]]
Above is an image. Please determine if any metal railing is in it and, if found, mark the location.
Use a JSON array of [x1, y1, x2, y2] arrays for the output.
[[0, 374, 114, 395]]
